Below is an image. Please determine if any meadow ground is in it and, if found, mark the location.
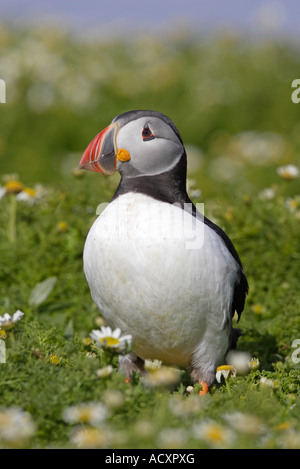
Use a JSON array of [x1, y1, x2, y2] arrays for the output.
[[0, 24, 299, 449]]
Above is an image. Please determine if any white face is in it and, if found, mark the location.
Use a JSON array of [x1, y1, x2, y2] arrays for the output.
[[115, 116, 183, 177]]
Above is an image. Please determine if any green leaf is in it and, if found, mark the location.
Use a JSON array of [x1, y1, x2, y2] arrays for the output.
[[29, 277, 57, 307], [64, 319, 74, 339]]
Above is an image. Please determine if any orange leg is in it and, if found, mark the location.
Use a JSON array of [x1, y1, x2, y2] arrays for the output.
[[198, 381, 209, 396]]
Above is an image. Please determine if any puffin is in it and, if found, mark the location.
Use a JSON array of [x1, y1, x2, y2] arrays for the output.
[[79, 110, 248, 394]]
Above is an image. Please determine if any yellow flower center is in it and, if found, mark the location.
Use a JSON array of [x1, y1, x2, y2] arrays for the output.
[[216, 365, 234, 372], [50, 355, 61, 365], [74, 428, 106, 448], [23, 187, 37, 197], [100, 336, 120, 347], [206, 425, 225, 443], [4, 180, 24, 194], [82, 337, 92, 346], [78, 409, 93, 423], [56, 221, 68, 232], [251, 304, 265, 314], [225, 208, 234, 220], [276, 422, 290, 431], [280, 171, 296, 180]]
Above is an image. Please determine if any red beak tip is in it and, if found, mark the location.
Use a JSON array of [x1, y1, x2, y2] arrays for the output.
[[79, 124, 116, 174]]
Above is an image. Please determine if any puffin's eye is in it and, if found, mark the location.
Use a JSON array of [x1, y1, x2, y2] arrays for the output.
[[142, 124, 154, 141]]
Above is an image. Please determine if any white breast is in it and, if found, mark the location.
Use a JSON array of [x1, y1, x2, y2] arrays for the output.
[[84, 193, 239, 367]]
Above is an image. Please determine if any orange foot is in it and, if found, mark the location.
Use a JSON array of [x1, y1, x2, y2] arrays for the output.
[[198, 381, 209, 396]]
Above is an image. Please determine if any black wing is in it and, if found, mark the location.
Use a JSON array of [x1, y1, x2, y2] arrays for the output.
[[204, 215, 249, 321]]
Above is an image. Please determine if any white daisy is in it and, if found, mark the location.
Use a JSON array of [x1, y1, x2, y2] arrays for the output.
[[90, 326, 132, 354], [249, 357, 260, 370], [285, 196, 300, 212], [0, 407, 36, 444], [157, 427, 188, 449], [193, 419, 235, 448], [16, 189, 37, 204], [144, 359, 162, 371], [143, 366, 181, 389], [278, 429, 300, 449], [168, 394, 205, 417], [96, 365, 113, 378], [71, 427, 110, 449], [215, 365, 236, 383], [0, 310, 24, 330], [277, 164, 299, 180], [258, 188, 276, 200], [0, 187, 6, 199], [260, 376, 280, 389], [62, 402, 108, 426], [101, 390, 124, 409], [0, 180, 24, 198], [16, 184, 47, 205], [222, 411, 266, 436]]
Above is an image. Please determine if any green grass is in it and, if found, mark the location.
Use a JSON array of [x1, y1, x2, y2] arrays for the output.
[[0, 24, 299, 449], [0, 172, 299, 449]]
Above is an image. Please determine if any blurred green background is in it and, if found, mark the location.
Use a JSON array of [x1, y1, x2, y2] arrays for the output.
[[0, 13, 300, 200]]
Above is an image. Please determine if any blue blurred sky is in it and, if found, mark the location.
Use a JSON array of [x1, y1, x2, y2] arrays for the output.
[[1, 0, 300, 39]]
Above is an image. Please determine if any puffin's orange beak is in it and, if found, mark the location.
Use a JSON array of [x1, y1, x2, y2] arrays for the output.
[[79, 123, 118, 175]]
